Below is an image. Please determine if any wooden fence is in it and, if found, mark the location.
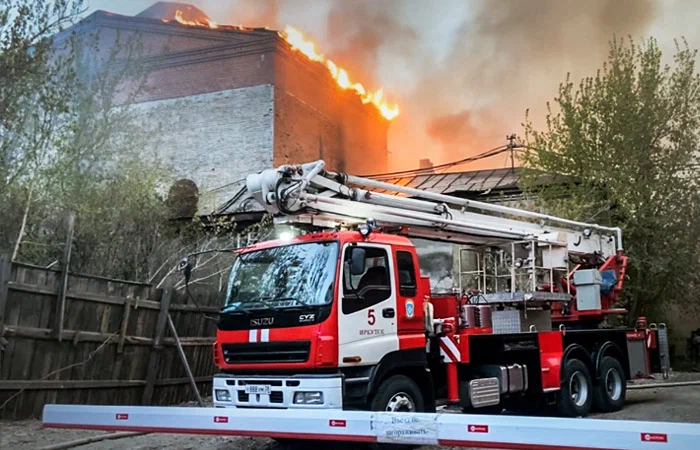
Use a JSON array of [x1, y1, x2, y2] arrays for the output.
[[0, 255, 221, 419]]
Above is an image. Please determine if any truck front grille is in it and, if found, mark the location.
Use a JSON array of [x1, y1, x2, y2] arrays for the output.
[[221, 341, 311, 364]]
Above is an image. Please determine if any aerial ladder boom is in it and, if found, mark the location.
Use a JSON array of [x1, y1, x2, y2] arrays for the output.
[[246, 160, 622, 257]]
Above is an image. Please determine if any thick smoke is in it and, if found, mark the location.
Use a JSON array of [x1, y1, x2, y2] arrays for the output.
[[190, 0, 694, 171], [414, 0, 658, 168], [324, 1, 417, 87], [426, 110, 485, 158]]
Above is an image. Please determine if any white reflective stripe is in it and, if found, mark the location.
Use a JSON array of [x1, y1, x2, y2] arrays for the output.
[[439, 347, 452, 363], [441, 336, 461, 361], [248, 329, 257, 343], [260, 329, 269, 342]]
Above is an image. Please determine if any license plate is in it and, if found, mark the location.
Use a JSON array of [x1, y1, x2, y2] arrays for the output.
[[244, 385, 271, 395]]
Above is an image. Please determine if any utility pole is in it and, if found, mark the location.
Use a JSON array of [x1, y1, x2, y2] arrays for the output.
[[506, 134, 517, 171]]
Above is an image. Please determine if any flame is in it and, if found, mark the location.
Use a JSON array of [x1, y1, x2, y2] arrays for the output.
[[173, 9, 218, 29], [280, 26, 399, 120], [158, 18, 399, 120]]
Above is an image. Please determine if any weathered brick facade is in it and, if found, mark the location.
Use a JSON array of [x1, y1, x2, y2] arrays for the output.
[[65, 7, 389, 213], [136, 85, 275, 212]]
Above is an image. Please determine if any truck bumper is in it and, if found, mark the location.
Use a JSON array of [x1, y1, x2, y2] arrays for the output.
[[212, 373, 343, 409]]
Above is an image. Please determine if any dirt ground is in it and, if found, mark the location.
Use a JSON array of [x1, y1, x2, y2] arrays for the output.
[[2, 373, 700, 450]]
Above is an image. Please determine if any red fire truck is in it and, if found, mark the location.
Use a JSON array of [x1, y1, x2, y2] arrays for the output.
[[205, 160, 669, 418]]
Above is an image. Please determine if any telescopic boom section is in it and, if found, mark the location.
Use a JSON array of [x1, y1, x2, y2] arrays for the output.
[[246, 160, 622, 257]]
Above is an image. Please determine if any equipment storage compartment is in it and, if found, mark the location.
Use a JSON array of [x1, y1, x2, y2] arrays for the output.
[[573, 269, 602, 311]]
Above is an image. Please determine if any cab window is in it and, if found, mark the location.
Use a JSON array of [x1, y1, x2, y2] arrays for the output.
[[396, 250, 417, 297], [342, 246, 392, 314]]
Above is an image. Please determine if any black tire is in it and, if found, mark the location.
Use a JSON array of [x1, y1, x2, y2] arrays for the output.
[[370, 375, 424, 450], [593, 356, 626, 412], [556, 358, 593, 417], [370, 374, 425, 413]]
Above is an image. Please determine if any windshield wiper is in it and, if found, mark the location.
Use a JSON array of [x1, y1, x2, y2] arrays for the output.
[[270, 297, 321, 308], [222, 297, 280, 313], [221, 303, 251, 313], [248, 297, 281, 311]]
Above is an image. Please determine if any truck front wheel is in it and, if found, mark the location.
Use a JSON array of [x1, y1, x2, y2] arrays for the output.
[[369, 375, 425, 450], [593, 356, 626, 412], [371, 375, 425, 413], [556, 358, 593, 417]]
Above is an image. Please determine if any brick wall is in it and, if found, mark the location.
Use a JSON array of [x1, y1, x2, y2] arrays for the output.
[[66, 13, 390, 214], [135, 84, 274, 213], [139, 49, 274, 103], [63, 12, 277, 104], [272, 43, 389, 174]]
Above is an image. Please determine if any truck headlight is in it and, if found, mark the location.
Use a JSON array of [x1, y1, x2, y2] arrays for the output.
[[215, 389, 231, 402], [293, 391, 323, 405]]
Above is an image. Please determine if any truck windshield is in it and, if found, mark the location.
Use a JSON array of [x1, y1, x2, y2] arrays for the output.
[[223, 241, 339, 311]]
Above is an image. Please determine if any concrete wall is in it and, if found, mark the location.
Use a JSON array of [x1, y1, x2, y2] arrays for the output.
[[136, 84, 274, 213]]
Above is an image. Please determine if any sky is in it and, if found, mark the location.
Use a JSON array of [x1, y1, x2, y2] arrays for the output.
[[85, 0, 700, 171]]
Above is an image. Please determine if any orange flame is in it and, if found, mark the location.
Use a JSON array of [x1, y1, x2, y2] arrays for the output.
[[159, 18, 398, 120], [280, 26, 399, 120], [173, 9, 218, 29]]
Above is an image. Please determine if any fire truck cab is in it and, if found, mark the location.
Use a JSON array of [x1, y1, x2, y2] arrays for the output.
[[208, 161, 667, 418]]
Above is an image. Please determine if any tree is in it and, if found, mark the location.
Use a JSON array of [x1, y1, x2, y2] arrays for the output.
[[1, 1, 82, 258], [0, 0, 174, 280], [522, 37, 700, 321]]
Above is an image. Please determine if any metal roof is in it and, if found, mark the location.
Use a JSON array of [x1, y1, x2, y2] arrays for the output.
[[377, 167, 522, 197]]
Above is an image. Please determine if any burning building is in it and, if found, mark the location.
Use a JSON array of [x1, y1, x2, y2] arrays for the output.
[[61, 2, 396, 213]]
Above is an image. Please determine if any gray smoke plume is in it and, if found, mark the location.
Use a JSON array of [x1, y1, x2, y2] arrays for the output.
[[154, 0, 697, 170]]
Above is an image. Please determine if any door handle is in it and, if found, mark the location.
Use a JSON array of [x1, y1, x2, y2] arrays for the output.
[[382, 308, 395, 318]]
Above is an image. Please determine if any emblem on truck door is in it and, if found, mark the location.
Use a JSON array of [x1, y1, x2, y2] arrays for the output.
[[405, 299, 415, 318], [250, 317, 274, 327]]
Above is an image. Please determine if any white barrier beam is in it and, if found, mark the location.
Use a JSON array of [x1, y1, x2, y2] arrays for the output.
[[43, 405, 700, 450]]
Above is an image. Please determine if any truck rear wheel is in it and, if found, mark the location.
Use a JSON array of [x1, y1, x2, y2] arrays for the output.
[[593, 356, 626, 412], [371, 374, 425, 413], [556, 358, 593, 417]]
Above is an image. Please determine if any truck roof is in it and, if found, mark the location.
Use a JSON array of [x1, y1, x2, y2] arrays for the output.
[[239, 230, 414, 254]]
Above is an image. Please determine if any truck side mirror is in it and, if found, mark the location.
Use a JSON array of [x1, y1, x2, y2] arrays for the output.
[[349, 247, 366, 275]]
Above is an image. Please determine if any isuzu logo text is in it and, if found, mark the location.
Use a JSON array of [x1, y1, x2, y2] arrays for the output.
[[299, 313, 315, 323], [250, 317, 274, 327]]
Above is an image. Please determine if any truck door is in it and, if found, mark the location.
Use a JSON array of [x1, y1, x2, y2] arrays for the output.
[[338, 243, 399, 366]]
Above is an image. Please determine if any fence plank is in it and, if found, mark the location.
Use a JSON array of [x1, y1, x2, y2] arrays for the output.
[[1, 325, 214, 347], [141, 286, 172, 405], [0, 376, 212, 391], [54, 212, 75, 341], [117, 296, 133, 354], [0, 255, 11, 365], [7, 282, 219, 313]]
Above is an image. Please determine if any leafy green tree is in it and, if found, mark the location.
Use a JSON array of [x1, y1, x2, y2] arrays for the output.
[[522, 37, 700, 321], [0, 0, 174, 280]]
